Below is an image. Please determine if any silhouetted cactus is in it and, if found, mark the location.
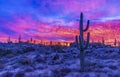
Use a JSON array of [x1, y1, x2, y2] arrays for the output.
[[18, 35, 22, 43], [7, 36, 12, 43], [33, 40, 36, 44], [50, 41, 52, 46], [102, 37, 105, 44], [118, 41, 120, 46], [30, 38, 33, 43], [75, 13, 90, 72], [57, 42, 61, 46], [114, 38, 117, 46], [26, 40, 29, 43]]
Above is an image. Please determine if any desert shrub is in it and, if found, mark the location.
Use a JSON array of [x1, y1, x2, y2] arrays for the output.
[[51, 45, 63, 53], [52, 68, 71, 77], [109, 65, 117, 70], [19, 56, 32, 65], [23, 46, 35, 53], [47, 53, 64, 65], [52, 54, 59, 60], [0, 63, 5, 69], [108, 73, 120, 77], [84, 74, 90, 77], [2, 71, 13, 77], [37, 47, 49, 54], [70, 42, 77, 47], [0, 60, 5, 69], [105, 49, 114, 53], [0, 48, 13, 56], [35, 54, 46, 63], [14, 71, 25, 77], [24, 66, 34, 72]]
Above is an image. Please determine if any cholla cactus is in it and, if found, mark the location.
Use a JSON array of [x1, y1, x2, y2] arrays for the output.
[[75, 13, 90, 72]]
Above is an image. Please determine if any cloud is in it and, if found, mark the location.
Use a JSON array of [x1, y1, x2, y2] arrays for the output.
[[0, 0, 120, 43]]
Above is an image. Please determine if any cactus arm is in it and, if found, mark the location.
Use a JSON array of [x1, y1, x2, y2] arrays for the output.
[[83, 32, 90, 49], [80, 13, 83, 32], [83, 20, 90, 32], [83, 40, 86, 46], [75, 35, 80, 49]]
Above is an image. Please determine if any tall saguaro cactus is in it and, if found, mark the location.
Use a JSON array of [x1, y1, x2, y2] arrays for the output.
[[76, 13, 90, 72]]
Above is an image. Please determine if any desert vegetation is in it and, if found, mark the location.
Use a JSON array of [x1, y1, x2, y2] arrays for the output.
[[0, 13, 119, 77]]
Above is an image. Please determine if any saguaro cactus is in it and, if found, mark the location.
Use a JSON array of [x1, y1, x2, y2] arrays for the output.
[[18, 35, 21, 43], [50, 41, 52, 46], [7, 36, 11, 43], [102, 37, 105, 44], [118, 41, 120, 46], [114, 38, 117, 46], [75, 13, 90, 72], [30, 38, 33, 43], [33, 40, 36, 44]]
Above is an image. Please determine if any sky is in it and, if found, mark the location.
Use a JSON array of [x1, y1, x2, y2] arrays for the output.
[[0, 0, 120, 44]]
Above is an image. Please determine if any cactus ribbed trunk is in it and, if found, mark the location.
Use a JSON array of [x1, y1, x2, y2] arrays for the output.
[[80, 13, 84, 72], [80, 49, 85, 72]]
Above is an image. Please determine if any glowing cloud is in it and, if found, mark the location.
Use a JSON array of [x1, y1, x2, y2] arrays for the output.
[[0, 0, 120, 44]]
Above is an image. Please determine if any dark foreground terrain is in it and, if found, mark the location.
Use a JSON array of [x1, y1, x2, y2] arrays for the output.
[[0, 43, 120, 77]]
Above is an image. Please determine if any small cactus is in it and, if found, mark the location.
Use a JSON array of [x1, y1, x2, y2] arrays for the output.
[[102, 37, 105, 44], [50, 41, 52, 46], [114, 38, 117, 46], [33, 40, 36, 44], [7, 36, 12, 43], [18, 35, 22, 43], [30, 38, 33, 43], [118, 41, 120, 46], [75, 13, 90, 72]]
